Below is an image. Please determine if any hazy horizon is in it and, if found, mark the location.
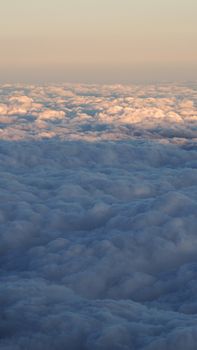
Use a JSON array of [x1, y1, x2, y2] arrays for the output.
[[0, 0, 197, 83], [1, 2, 197, 349]]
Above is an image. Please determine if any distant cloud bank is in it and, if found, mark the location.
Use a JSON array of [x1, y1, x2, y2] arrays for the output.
[[0, 83, 197, 349]]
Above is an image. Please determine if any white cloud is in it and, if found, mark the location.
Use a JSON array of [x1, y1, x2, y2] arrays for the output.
[[39, 110, 65, 120], [0, 83, 197, 349]]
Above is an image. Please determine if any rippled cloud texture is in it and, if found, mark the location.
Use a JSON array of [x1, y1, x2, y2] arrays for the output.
[[0, 83, 197, 349]]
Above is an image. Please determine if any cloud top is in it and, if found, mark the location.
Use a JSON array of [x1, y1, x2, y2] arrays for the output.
[[0, 83, 197, 349]]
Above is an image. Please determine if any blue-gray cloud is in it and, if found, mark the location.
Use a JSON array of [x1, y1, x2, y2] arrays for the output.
[[0, 83, 197, 349]]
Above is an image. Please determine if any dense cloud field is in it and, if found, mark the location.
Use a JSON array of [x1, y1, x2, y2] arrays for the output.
[[0, 83, 197, 349]]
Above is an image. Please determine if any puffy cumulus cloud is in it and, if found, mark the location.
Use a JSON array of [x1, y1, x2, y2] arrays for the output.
[[0, 83, 197, 349], [0, 82, 197, 142], [38, 109, 65, 121]]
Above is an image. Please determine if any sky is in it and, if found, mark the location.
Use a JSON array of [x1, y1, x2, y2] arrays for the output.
[[0, 0, 197, 83]]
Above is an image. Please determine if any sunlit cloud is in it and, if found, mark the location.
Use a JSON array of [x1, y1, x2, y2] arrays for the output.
[[0, 83, 197, 349]]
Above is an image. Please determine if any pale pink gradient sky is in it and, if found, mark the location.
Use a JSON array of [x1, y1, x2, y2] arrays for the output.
[[0, 0, 196, 83]]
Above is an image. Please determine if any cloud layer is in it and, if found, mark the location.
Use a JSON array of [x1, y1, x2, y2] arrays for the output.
[[0, 83, 197, 349]]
